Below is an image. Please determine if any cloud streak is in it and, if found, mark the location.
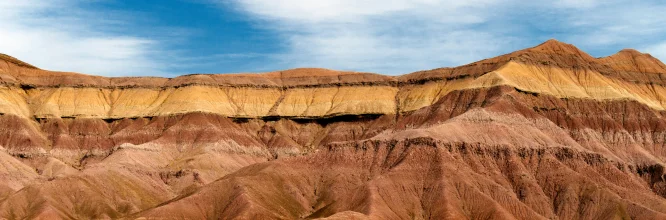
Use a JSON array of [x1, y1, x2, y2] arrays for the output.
[[3, 0, 665, 77], [0, 0, 173, 76], [228, 0, 666, 74], [228, 0, 508, 74]]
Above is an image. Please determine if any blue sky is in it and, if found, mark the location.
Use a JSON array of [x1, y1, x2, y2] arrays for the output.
[[1, 0, 665, 77]]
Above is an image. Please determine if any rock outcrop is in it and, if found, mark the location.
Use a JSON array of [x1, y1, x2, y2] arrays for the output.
[[2, 39, 666, 219]]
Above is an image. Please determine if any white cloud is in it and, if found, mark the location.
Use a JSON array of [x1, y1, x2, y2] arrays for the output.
[[561, 1, 666, 48], [554, 0, 600, 8], [0, 0, 170, 76], [227, 0, 666, 74], [644, 42, 666, 64], [228, 0, 509, 74], [234, 0, 494, 25], [3, 0, 665, 76]]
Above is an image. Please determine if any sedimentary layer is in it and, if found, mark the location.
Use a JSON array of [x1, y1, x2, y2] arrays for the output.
[[1, 40, 666, 122], [2, 39, 666, 219]]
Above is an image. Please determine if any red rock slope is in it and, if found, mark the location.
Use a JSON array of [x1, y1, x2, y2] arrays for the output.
[[1, 40, 666, 219]]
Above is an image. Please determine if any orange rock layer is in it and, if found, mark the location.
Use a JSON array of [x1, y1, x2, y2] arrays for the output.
[[2, 40, 666, 219]]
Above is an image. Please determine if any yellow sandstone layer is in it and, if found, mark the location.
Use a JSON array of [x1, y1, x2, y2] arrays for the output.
[[1, 39, 666, 120], [0, 85, 397, 119], [398, 61, 666, 112]]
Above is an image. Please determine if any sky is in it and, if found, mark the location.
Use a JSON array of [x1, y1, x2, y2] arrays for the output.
[[0, 0, 665, 77]]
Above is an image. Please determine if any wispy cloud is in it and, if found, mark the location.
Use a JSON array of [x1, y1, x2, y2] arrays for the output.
[[227, 0, 666, 74], [0, 0, 174, 76], [226, 0, 508, 74], [644, 42, 666, 63], [558, 1, 666, 49], [3, 0, 665, 77]]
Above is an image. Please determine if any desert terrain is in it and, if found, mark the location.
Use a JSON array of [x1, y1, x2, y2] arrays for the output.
[[1, 40, 666, 219]]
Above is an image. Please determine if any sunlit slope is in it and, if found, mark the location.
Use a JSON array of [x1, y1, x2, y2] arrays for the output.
[[1, 39, 666, 120], [1, 39, 666, 219]]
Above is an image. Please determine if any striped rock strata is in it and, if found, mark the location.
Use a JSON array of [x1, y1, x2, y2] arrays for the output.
[[2, 40, 666, 219]]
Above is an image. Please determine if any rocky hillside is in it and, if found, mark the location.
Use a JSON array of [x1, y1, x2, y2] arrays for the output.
[[2, 39, 666, 219]]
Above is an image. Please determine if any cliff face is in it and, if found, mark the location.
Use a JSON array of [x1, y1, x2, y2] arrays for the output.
[[2, 40, 666, 219]]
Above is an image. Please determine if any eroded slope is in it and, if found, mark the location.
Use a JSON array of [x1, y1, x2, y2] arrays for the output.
[[1, 40, 666, 219]]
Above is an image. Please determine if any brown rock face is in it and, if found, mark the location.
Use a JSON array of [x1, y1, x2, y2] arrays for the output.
[[2, 40, 666, 219]]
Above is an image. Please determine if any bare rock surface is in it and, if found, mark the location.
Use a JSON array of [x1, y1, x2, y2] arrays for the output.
[[2, 40, 666, 219]]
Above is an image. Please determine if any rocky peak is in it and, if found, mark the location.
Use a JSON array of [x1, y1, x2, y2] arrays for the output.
[[528, 39, 587, 55], [598, 49, 666, 73], [510, 39, 597, 67], [0, 53, 39, 69]]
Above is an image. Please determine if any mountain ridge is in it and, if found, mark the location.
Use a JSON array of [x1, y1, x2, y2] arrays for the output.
[[2, 40, 666, 121], [3, 40, 666, 219], [2, 39, 665, 84]]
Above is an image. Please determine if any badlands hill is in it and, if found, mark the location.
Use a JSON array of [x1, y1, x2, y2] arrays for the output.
[[1, 39, 666, 219]]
